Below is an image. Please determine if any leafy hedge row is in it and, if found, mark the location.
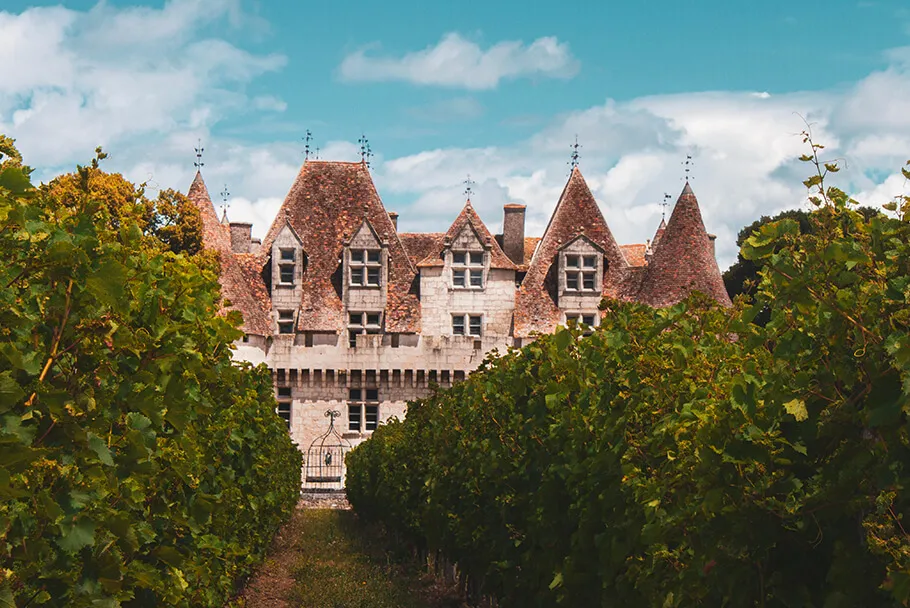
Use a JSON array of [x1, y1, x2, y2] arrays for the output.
[[347, 153, 910, 606], [0, 149, 302, 605]]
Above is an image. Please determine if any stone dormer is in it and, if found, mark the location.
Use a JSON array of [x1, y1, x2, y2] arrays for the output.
[[343, 218, 389, 313], [270, 220, 304, 333], [557, 235, 604, 312], [445, 223, 489, 290]]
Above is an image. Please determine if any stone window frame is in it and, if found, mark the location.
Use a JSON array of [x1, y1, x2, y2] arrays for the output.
[[348, 248, 383, 288], [348, 387, 379, 432], [348, 311, 383, 348], [450, 249, 486, 290], [278, 248, 296, 286], [563, 253, 599, 292], [277, 309, 296, 334], [565, 312, 599, 334], [276, 386, 292, 429], [452, 313, 483, 337]]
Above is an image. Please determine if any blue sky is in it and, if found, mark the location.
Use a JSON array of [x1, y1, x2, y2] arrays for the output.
[[1, 0, 909, 268]]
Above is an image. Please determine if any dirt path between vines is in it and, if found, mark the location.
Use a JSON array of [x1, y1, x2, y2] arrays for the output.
[[233, 494, 466, 608]]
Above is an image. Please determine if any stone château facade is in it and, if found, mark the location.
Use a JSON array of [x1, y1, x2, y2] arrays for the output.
[[185, 159, 731, 486]]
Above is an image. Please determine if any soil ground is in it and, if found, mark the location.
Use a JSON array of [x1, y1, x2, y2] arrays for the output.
[[233, 494, 467, 608]]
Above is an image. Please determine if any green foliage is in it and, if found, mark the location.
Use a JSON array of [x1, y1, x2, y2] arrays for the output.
[[0, 142, 301, 606], [348, 140, 910, 606]]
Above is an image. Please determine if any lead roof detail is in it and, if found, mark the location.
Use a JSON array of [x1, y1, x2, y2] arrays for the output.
[[260, 160, 421, 334]]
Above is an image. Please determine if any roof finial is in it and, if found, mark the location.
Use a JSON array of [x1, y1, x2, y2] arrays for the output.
[[661, 192, 672, 221], [314, 146, 320, 160], [303, 129, 312, 160], [463, 174, 475, 200], [682, 154, 695, 183], [359, 133, 373, 168], [220, 184, 230, 222], [569, 134, 581, 172], [194, 139, 204, 171]]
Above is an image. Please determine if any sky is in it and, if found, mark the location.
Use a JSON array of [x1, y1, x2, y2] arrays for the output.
[[2, 0, 910, 269]]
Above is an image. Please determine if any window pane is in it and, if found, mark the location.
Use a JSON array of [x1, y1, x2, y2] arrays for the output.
[[365, 405, 379, 431], [349, 388, 362, 401], [366, 313, 380, 326], [367, 250, 380, 263], [566, 255, 579, 268], [452, 315, 465, 335], [582, 315, 596, 326], [453, 270, 465, 286], [278, 322, 294, 334], [566, 273, 579, 290], [277, 401, 291, 429], [566, 315, 578, 325], [469, 270, 483, 287], [348, 404, 361, 432], [367, 267, 380, 285], [351, 268, 364, 285], [279, 309, 294, 320], [366, 388, 379, 401], [280, 265, 294, 284], [278, 387, 292, 397], [280, 248, 295, 261], [349, 312, 363, 325], [349, 330, 359, 348], [469, 252, 483, 265], [350, 250, 364, 263], [583, 256, 596, 268], [469, 316, 482, 336], [583, 273, 595, 290], [452, 252, 466, 265]]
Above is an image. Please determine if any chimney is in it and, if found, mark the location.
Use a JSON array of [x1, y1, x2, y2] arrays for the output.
[[250, 237, 261, 254], [229, 222, 253, 253], [388, 211, 399, 231], [502, 203, 526, 265], [708, 233, 717, 260]]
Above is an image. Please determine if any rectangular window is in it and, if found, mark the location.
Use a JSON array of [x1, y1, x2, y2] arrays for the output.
[[453, 269, 466, 287], [565, 271, 597, 292], [453, 252, 466, 265], [348, 403, 362, 432], [278, 310, 295, 334], [452, 249, 484, 289], [277, 386, 292, 429], [280, 248, 295, 262], [469, 315, 482, 337], [350, 248, 382, 287], [566, 273, 579, 290], [365, 405, 379, 431], [583, 273, 595, 290], [453, 314, 482, 336], [279, 264, 294, 285], [348, 388, 379, 432], [566, 255, 580, 268], [348, 311, 382, 348], [583, 256, 596, 268], [469, 269, 483, 287], [452, 315, 465, 335]]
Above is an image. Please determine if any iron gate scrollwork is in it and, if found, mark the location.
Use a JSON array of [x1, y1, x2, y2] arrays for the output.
[[304, 410, 352, 491]]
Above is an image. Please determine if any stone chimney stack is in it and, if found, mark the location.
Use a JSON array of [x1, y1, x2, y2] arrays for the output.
[[708, 233, 717, 260], [229, 222, 253, 254], [502, 203, 526, 265], [388, 211, 399, 231]]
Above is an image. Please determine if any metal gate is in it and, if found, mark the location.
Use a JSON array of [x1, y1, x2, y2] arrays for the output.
[[303, 410, 352, 491]]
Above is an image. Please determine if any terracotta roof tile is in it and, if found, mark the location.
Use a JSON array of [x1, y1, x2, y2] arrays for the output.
[[651, 217, 667, 251], [399, 232, 444, 266], [260, 160, 420, 333], [620, 243, 648, 267], [514, 168, 631, 337], [416, 201, 518, 271], [521, 236, 541, 270], [637, 182, 732, 308], [188, 171, 271, 335]]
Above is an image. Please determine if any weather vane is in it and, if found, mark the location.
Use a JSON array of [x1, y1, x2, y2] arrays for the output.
[[194, 139, 204, 170], [682, 154, 695, 182], [220, 184, 230, 218], [314, 146, 320, 160], [569, 135, 581, 170], [463, 174, 475, 199], [661, 193, 672, 220], [358, 134, 373, 168], [303, 130, 312, 160]]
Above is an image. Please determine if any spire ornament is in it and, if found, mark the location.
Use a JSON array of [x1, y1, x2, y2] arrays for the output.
[[359, 134, 373, 168], [303, 129, 313, 160], [682, 154, 695, 183], [463, 174, 475, 200], [661, 192, 672, 221], [569, 135, 581, 171], [220, 184, 230, 221], [194, 139, 204, 170]]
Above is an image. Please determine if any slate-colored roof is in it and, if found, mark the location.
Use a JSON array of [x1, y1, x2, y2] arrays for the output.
[[637, 182, 732, 308], [417, 201, 518, 271], [187, 171, 271, 335], [260, 160, 420, 333], [620, 243, 648, 267], [399, 232, 444, 266], [514, 167, 630, 337]]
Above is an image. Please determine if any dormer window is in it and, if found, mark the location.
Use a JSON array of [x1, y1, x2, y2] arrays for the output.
[[565, 255, 598, 291], [278, 248, 296, 285], [452, 251, 484, 289], [277, 310, 295, 334], [452, 314, 482, 337], [350, 249, 382, 287]]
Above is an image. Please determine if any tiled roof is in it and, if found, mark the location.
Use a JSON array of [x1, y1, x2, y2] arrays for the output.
[[260, 160, 420, 333], [514, 167, 630, 337], [651, 217, 667, 251], [187, 171, 271, 335], [399, 232, 444, 267], [620, 243, 648, 267], [521, 236, 541, 270], [637, 182, 732, 308], [416, 201, 518, 271]]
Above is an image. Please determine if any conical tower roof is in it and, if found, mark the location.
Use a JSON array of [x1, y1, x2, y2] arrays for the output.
[[638, 182, 731, 308], [651, 217, 667, 250]]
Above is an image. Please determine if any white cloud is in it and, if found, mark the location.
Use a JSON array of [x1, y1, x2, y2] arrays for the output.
[[338, 33, 579, 90]]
